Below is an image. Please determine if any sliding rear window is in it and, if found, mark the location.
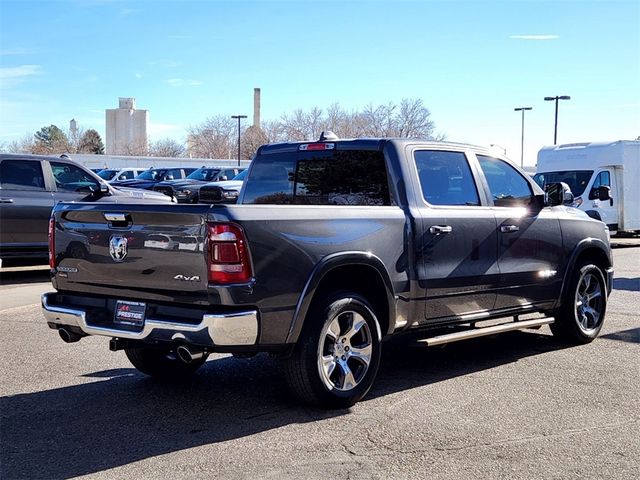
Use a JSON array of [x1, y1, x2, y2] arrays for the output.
[[242, 149, 391, 206]]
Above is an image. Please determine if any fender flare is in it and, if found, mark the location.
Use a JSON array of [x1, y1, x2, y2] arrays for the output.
[[557, 237, 612, 309], [285, 251, 396, 344]]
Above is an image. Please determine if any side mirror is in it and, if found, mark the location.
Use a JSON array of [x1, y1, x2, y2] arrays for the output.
[[165, 175, 174, 180], [597, 185, 611, 201], [118, 175, 126, 180], [545, 182, 573, 206], [87, 183, 109, 197], [220, 176, 228, 181]]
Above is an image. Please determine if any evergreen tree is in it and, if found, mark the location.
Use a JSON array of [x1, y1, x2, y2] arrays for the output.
[[78, 129, 105, 154], [33, 125, 70, 154]]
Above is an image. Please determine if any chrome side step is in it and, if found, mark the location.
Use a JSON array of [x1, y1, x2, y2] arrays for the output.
[[416, 317, 555, 347]]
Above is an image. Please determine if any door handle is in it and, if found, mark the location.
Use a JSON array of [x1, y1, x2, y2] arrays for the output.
[[500, 225, 520, 233], [429, 225, 453, 235], [0, 198, 14, 203]]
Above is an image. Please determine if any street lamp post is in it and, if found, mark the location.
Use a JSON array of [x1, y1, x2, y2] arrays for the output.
[[231, 115, 247, 166], [514, 107, 532, 168], [544, 95, 571, 144]]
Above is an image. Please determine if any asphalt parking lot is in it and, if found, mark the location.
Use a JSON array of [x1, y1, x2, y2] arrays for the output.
[[1, 246, 638, 480]]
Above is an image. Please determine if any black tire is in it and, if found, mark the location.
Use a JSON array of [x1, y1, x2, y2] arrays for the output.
[[283, 292, 382, 409], [125, 345, 208, 379], [550, 262, 607, 344]]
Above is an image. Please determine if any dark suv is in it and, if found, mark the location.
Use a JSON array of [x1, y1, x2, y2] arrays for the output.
[[110, 167, 197, 190], [0, 154, 171, 263], [152, 166, 244, 203]]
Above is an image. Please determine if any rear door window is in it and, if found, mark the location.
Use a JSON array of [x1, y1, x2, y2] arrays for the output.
[[413, 150, 480, 206], [0, 160, 46, 191], [243, 149, 391, 206]]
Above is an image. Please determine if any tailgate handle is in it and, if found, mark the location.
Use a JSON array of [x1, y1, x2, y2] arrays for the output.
[[104, 212, 132, 228], [104, 212, 128, 222]]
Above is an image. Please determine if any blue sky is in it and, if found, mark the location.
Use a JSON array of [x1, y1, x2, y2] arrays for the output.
[[1, 0, 638, 165]]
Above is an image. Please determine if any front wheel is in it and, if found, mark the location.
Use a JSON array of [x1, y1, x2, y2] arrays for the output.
[[283, 292, 382, 409], [125, 345, 208, 379], [550, 262, 607, 344]]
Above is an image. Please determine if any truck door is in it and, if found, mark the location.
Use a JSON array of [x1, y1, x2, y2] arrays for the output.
[[413, 149, 499, 323], [0, 158, 53, 248], [476, 155, 564, 311], [586, 169, 618, 232]]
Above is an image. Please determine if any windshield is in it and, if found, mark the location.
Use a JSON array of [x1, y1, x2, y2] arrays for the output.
[[533, 170, 594, 197], [135, 169, 166, 180], [186, 167, 221, 181], [233, 169, 248, 181], [97, 169, 117, 180]]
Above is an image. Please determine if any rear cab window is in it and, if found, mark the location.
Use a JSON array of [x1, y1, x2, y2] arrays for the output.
[[242, 147, 391, 206], [414, 150, 480, 206]]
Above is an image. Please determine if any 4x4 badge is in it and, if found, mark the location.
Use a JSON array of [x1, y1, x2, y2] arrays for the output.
[[109, 236, 128, 262]]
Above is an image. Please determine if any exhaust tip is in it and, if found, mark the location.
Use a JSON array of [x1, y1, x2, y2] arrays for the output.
[[59, 328, 82, 343], [176, 345, 204, 364]]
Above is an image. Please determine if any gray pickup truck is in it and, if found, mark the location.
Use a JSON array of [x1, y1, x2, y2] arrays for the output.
[[42, 136, 613, 408]]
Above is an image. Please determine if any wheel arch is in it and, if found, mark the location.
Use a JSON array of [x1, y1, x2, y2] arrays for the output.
[[285, 252, 396, 344], [557, 238, 612, 309]]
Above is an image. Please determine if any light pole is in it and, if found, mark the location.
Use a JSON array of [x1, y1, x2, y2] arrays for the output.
[[231, 115, 247, 166], [544, 95, 570, 144], [514, 107, 532, 168]]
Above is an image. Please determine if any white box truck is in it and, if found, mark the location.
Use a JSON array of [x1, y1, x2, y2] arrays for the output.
[[534, 140, 639, 235]]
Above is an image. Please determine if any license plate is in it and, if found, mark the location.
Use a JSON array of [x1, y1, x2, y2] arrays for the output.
[[114, 300, 146, 327]]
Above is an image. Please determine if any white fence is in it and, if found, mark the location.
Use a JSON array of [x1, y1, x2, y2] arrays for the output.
[[69, 153, 251, 170]]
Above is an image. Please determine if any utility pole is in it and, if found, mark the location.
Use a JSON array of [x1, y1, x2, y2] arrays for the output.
[[514, 107, 532, 168], [543, 96, 570, 144], [231, 115, 247, 166]]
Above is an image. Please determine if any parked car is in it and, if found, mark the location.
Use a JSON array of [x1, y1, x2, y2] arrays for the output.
[[110, 167, 197, 190], [198, 169, 248, 203], [42, 136, 613, 408], [152, 166, 245, 203], [0, 153, 173, 263], [97, 168, 146, 183]]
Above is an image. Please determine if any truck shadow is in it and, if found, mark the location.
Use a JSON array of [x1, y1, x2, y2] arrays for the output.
[[1, 330, 566, 479]]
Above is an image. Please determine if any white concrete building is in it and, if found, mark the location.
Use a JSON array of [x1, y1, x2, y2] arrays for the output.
[[105, 97, 148, 155]]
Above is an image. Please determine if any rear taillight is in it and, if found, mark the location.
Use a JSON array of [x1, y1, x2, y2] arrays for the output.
[[207, 222, 252, 284], [48, 217, 56, 269]]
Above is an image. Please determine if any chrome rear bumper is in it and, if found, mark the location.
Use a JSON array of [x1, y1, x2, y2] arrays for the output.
[[41, 292, 258, 347]]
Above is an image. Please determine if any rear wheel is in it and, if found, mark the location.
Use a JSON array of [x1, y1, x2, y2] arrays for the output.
[[283, 292, 382, 409], [125, 345, 208, 379], [550, 262, 607, 344]]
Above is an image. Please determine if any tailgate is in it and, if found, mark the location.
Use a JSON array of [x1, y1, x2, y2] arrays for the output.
[[52, 202, 211, 303]]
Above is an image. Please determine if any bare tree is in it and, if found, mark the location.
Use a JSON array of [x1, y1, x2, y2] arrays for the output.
[[241, 126, 268, 160], [185, 98, 443, 160], [280, 107, 324, 141], [187, 115, 236, 159], [149, 138, 186, 157], [1, 133, 36, 153], [121, 138, 149, 156]]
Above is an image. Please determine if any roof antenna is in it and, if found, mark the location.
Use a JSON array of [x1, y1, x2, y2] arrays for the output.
[[319, 131, 338, 142]]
